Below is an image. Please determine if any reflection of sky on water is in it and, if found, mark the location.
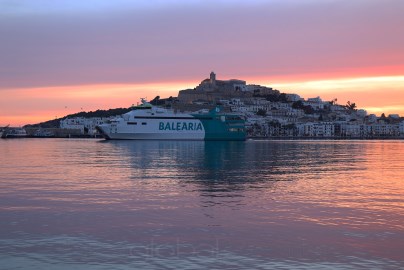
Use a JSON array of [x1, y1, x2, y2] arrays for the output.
[[0, 139, 403, 269]]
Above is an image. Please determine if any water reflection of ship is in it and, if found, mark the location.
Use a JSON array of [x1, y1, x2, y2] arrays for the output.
[[107, 140, 348, 189], [192, 141, 251, 209], [197, 141, 247, 181], [102, 140, 369, 215], [102, 140, 207, 176], [105, 140, 249, 189], [105, 140, 357, 193]]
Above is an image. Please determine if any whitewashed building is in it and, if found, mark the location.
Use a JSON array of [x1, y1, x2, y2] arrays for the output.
[[371, 123, 400, 137], [302, 122, 335, 137], [399, 121, 404, 135], [285, 94, 301, 102], [367, 114, 378, 123], [304, 97, 325, 110], [60, 117, 110, 135]]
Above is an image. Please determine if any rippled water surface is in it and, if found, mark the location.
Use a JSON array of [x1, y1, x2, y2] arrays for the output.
[[1, 139, 403, 269]]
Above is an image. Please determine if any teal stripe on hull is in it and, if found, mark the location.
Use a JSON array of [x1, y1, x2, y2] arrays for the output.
[[199, 118, 246, 141]]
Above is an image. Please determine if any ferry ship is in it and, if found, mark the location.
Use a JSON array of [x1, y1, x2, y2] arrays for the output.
[[96, 99, 246, 140], [1, 127, 28, 138]]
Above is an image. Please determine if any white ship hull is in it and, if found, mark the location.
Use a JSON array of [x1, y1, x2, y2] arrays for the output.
[[96, 99, 246, 141], [97, 118, 205, 140], [104, 132, 205, 140]]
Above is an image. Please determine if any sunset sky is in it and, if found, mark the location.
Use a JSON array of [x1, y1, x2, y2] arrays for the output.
[[1, 0, 403, 126]]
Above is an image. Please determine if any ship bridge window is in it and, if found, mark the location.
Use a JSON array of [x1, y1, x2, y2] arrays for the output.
[[128, 122, 137, 125], [142, 122, 147, 125], [229, 128, 244, 132]]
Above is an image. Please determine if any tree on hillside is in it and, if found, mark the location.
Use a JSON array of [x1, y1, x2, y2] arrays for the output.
[[150, 96, 160, 105], [256, 109, 267, 117], [292, 100, 314, 114], [319, 114, 324, 121], [345, 101, 357, 111], [302, 105, 314, 114], [263, 94, 280, 102], [329, 98, 338, 105], [292, 100, 304, 109], [279, 93, 288, 103]]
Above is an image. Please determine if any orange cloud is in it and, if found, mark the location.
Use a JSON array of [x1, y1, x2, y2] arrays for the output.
[[268, 75, 404, 116], [0, 83, 188, 126], [1, 75, 403, 126]]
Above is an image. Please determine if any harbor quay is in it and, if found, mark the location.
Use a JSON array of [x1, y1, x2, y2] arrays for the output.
[[0, 127, 95, 139]]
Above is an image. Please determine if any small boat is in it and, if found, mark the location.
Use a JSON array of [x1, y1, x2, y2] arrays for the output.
[[2, 127, 28, 138]]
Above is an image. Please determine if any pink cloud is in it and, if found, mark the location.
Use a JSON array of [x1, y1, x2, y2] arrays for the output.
[[1, 1, 403, 125], [0, 0, 403, 89]]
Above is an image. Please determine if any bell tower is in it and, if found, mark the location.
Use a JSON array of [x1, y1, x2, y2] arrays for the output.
[[210, 71, 216, 87]]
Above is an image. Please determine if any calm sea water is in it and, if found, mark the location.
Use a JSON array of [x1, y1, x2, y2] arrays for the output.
[[0, 139, 403, 269]]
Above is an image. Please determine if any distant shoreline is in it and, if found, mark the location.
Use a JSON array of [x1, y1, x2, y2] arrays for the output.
[[2, 136, 403, 141], [249, 136, 404, 140]]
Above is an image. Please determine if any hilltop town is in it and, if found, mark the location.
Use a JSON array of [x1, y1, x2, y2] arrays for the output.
[[24, 72, 404, 139]]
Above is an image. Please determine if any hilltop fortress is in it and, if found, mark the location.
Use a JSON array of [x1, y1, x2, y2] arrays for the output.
[[178, 72, 279, 103]]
